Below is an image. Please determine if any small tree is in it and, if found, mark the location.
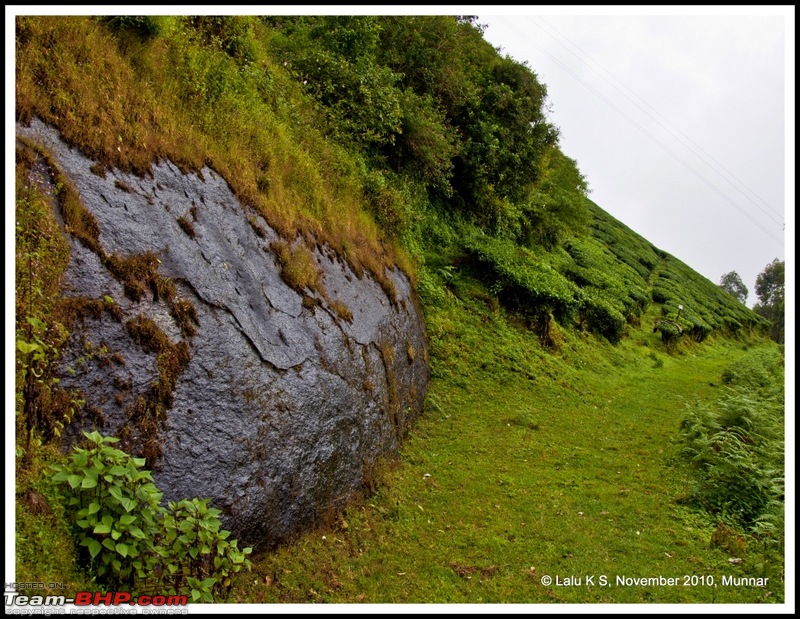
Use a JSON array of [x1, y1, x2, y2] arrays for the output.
[[752, 259, 785, 344], [719, 271, 748, 305]]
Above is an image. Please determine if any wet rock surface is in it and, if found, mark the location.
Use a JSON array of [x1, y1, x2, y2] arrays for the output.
[[17, 119, 429, 549]]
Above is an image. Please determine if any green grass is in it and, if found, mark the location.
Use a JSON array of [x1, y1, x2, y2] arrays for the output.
[[15, 444, 96, 597], [229, 289, 783, 604], [15, 16, 410, 296]]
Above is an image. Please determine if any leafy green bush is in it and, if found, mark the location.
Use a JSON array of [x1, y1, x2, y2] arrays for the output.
[[16, 444, 96, 595], [561, 212, 652, 326], [161, 498, 252, 602], [187, 16, 260, 65], [579, 289, 625, 343], [52, 431, 252, 601], [52, 432, 163, 587], [391, 90, 459, 193], [464, 234, 577, 319], [679, 349, 784, 528], [416, 265, 450, 308], [271, 16, 404, 149], [654, 318, 683, 351], [101, 16, 179, 39], [517, 145, 590, 249]]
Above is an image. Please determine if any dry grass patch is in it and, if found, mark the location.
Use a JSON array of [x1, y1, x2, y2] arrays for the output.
[[16, 16, 413, 299]]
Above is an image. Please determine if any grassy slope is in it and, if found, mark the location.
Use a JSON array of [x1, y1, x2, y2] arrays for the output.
[[229, 290, 782, 603]]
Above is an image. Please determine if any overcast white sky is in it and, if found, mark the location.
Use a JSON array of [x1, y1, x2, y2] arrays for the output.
[[477, 7, 793, 307]]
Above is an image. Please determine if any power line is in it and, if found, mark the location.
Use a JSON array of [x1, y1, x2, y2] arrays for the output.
[[529, 16, 785, 226], [493, 16, 784, 248]]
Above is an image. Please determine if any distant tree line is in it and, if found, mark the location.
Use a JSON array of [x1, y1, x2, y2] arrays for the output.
[[721, 259, 784, 344]]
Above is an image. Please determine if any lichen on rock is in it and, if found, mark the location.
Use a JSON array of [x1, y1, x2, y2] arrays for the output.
[[17, 118, 429, 549]]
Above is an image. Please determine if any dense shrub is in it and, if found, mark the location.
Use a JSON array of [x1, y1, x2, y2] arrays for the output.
[[579, 289, 625, 343], [464, 234, 577, 321], [679, 348, 784, 528], [52, 432, 252, 601]]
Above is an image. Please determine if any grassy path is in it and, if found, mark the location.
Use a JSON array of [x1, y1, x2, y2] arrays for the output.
[[232, 312, 781, 604]]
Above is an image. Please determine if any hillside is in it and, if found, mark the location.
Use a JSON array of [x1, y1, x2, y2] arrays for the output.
[[13, 15, 782, 604], [14, 15, 769, 343]]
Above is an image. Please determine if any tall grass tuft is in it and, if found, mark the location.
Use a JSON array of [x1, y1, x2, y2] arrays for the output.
[[15, 16, 406, 293]]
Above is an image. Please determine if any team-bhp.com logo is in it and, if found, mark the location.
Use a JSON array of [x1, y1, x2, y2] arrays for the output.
[[6, 584, 188, 614]]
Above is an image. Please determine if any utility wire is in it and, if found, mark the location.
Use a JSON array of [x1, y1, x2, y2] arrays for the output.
[[494, 16, 784, 248], [529, 16, 785, 226]]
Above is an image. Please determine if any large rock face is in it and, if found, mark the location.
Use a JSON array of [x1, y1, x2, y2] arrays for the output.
[[17, 119, 429, 549]]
